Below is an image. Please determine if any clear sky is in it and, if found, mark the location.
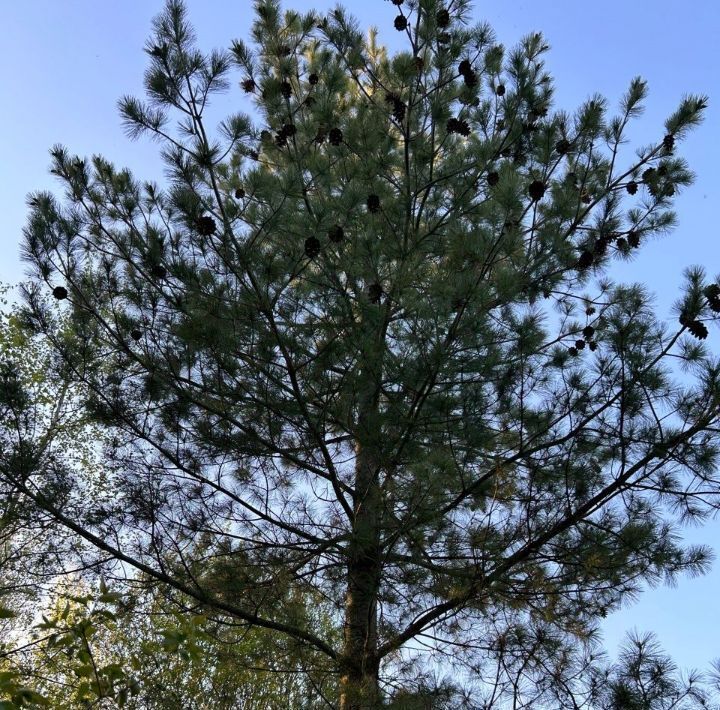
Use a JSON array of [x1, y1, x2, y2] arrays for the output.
[[1, 0, 719, 676]]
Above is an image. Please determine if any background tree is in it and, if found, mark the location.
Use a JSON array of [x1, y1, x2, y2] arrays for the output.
[[2, 574, 337, 709], [0, 302, 338, 708], [0, 297, 109, 709], [15, 0, 720, 706]]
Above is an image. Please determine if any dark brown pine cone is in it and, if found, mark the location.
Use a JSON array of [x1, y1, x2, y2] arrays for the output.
[[367, 194, 381, 213], [436, 9, 450, 27], [528, 180, 546, 202], [304, 236, 321, 258], [197, 215, 217, 236], [577, 251, 594, 269], [328, 225, 344, 243], [368, 282, 383, 303]]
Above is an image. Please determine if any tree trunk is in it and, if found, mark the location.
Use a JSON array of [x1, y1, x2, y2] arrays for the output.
[[340, 326, 384, 709], [339, 449, 381, 709]]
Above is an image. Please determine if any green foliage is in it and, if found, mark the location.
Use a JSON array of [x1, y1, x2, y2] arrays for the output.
[[1, 576, 337, 709]]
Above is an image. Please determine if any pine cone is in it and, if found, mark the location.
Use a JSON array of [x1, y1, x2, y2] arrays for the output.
[[528, 180, 546, 202], [130, 329, 142, 341], [586, 306, 596, 315], [642, 167, 656, 182], [235, 188, 245, 199], [368, 282, 383, 303], [329, 127, 343, 146], [626, 180, 638, 195], [52, 286, 68, 300], [463, 70, 478, 88], [436, 8, 450, 27], [328, 225, 344, 243], [593, 239, 608, 257], [702, 284, 720, 301], [588, 341, 598, 352], [151, 264, 167, 280], [577, 251, 594, 269], [458, 59, 472, 76], [575, 339, 586, 350], [628, 231, 640, 248], [308, 73, 319, 85], [687, 319, 709, 340], [280, 81, 292, 99], [394, 15, 408, 31], [281, 123, 296, 137], [568, 346, 579, 356], [648, 182, 662, 198], [385, 94, 406, 122], [495, 84, 506, 96], [583, 325, 595, 339], [457, 119, 470, 136], [555, 139, 571, 155], [445, 117, 471, 137], [242, 78, 256, 93], [487, 171, 499, 187], [367, 194, 381, 213], [663, 134, 675, 151], [304, 236, 321, 259], [274, 133, 287, 148], [197, 216, 217, 236]]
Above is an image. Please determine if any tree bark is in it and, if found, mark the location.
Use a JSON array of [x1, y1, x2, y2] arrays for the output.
[[340, 323, 384, 709], [339, 446, 382, 709]]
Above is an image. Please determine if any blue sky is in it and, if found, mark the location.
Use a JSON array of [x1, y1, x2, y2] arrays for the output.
[[1, 0, 719, 675]]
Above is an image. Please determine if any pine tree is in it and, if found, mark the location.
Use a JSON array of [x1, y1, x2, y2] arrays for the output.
[[16, 0, 720, 706]]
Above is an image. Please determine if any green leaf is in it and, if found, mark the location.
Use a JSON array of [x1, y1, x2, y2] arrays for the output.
[[74, 664, 95, 679], [97, 592, 123, 604], [12, 688, 51, 706]]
